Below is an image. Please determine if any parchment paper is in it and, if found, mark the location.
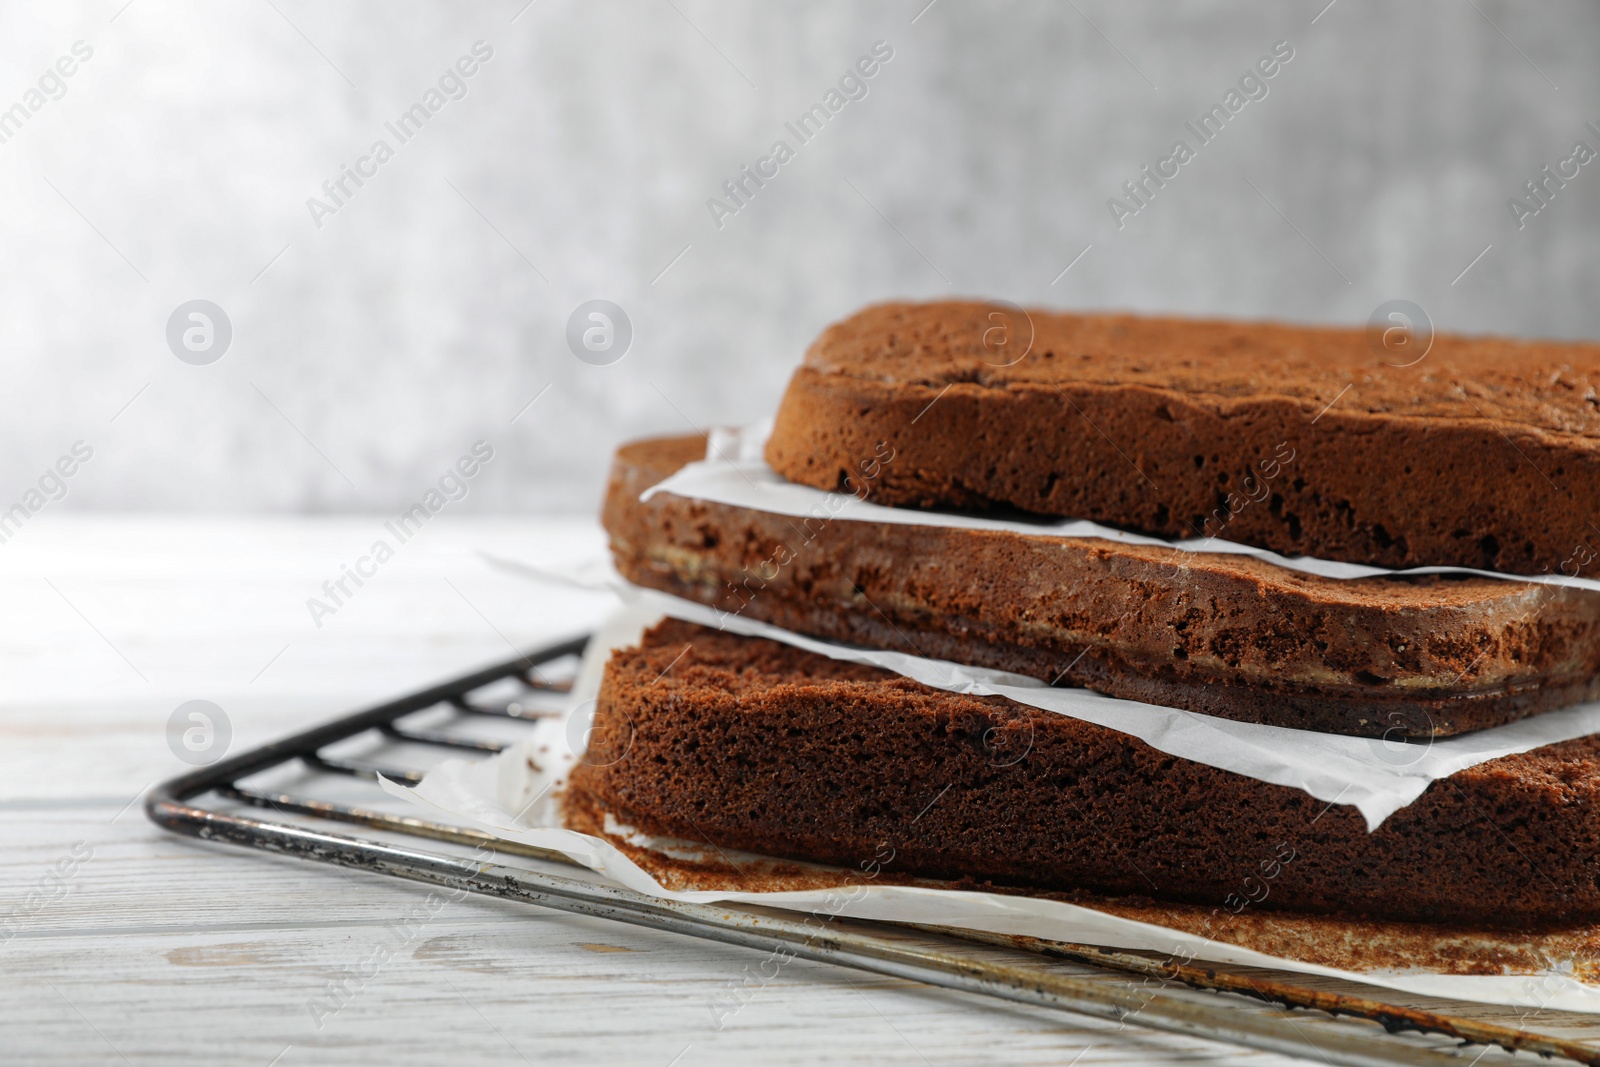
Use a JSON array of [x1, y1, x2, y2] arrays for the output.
[[408, 420, 1600, 1013]]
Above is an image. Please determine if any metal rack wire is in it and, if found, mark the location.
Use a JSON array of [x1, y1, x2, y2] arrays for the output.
[[146, 634, 1600, 1067]]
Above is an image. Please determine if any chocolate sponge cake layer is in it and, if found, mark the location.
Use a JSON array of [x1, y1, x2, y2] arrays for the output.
[[764, 300, 1600, 576], [567, 620, 1600, 928], [605, 433, 1600, 738]]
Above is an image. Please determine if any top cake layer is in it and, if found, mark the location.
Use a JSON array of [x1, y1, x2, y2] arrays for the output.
[[766, 300, 1600, 575], [799, 301, 1600, 431]]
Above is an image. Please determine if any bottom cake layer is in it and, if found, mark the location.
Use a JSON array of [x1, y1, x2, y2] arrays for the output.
[[566, 619, 1600, 929]]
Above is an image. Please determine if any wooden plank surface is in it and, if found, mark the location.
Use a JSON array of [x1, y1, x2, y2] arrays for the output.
[[2, 515, 1596, 1065]]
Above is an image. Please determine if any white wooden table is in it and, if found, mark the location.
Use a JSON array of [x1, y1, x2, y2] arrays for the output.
[[3, 516, 1595, 1066]]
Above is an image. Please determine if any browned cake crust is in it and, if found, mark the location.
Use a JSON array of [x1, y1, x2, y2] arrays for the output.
[[764, 300, 1600, 577], [605, 433, 1600, 738], [567, 620, 1600, 929]]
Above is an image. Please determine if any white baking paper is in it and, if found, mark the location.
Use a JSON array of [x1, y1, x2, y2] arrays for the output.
[[410, 420, 1600, 1013], [645, 421, 1600, 593], [483, 559, 1600, 833], [380, 610, 1600, 1013]]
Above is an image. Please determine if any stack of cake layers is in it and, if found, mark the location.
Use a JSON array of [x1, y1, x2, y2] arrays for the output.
[[566, 301, 1600, 929]]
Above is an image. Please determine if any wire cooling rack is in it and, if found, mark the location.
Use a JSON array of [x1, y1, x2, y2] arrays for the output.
[[146, 634, 1600, 1067]]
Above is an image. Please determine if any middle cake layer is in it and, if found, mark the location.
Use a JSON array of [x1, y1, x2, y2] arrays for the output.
[[604, 434, 1600, 738]]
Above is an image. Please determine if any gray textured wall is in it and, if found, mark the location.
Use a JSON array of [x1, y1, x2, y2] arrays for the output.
[[3, 0, 1597, 514]]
